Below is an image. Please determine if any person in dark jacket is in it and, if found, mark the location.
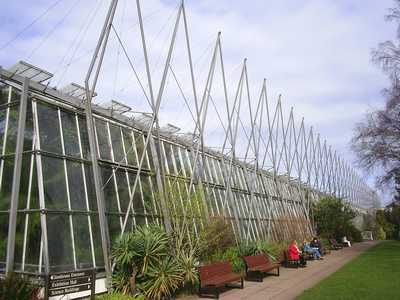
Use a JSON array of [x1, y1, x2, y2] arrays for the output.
[[310, 237, 323, 255]]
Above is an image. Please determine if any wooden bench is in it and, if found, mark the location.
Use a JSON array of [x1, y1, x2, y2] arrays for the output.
[[283, 250, 300, 268], [329, 238, 343, 250], [198, 261, 244, 299], [243, 254, 280, 282]]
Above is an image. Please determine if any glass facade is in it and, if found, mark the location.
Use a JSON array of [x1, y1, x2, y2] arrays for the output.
[[0, 73, 378, 277]]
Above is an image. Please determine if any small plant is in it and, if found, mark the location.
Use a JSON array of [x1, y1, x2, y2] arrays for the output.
[[139, 257, 184, 300], [0, 273, 38, 300]]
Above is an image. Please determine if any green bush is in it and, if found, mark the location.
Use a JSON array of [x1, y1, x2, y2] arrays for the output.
[[0, 273, 38, 300], [198, 216, 235, 260], [314, 197, 358, 240], [138, 257, 183, 300], [236, 241, 258, 257], [97, 293, 144, 300], [376, 226, 386, 240], [348, 225, 363, 242], [112, 224, 200, 299], [112, 225, 179, 298], [265, 241, 289, 261], [209, 247, 245, 273]]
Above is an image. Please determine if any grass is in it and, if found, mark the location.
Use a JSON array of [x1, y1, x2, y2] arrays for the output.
[[298, 241, 400, 300]]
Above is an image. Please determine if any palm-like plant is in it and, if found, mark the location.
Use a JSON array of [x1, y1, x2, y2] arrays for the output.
[[0, 273, 38, 300], [140, 257, 184, 300], [112, 232, 137, 267], [112, 268, 133, 295], [132, 225, 169, 275]]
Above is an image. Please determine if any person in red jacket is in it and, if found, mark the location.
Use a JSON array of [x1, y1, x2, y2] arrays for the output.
[[288, 240, 306, 267]]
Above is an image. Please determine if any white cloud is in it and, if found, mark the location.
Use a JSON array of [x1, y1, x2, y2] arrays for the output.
[[0, 0, 395, 195]]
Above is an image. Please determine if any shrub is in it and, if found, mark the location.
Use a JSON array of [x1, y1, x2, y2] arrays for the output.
[[171, 227, 200, 289], [266, 241, 289, 261], [138, 257, 183, 300], [376, 226, 387, 240], [97, 293, 144, 300], [237, 241, 258, 257], [112, 225, 170, 296], [209, 247, 245, 273], [0, 273, 38, 300], [198, 216, 235, 260], [340, 221, 363, 243], [112, 224, 200, 299], [313, 197, 357, 240]]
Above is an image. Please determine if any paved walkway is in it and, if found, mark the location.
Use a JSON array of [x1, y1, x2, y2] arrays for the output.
[[183, 241, 379, 300]]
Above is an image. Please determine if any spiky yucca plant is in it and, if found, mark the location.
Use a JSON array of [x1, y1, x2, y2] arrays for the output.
[[139, 257, 184, 300]]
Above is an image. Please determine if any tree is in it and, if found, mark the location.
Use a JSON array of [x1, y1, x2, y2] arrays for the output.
[[352, 2, 400, 190], [313, 197, 361, 241]]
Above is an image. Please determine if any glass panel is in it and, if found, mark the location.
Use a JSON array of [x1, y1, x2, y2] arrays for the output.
[[5, 105, 19, 154], [107, 214, 121, 245], [101, 167, 119, 213], [24, 100, 34, 151], [10, 86, 21, 102], [84, 164, 97, 211], [134, 133, 148, 169], [0, 157, 14, 211], [142, 175, 155, 214], [109, 124, 124, 163], [163, 143, 175, 174], [22, 213, 41, 272], [47, 214, 74, 271], [78, 116, 90, 159], [37, 103, 62, 154], [115, 170, 130, 213], [14, 212, 26, 271], [181, 149, 191, 176], [67, 161, 87, 210], [173, 146, 183, 176], [18, 154, 35, 209], [135, 215, 146, 227], [122, 128, 136, 166], [61, 111, 80, 157], [73, 215, 93, 269], [128, 172, 144, 214], [0, 213, 8, 264], [0, 82, 9, 105], [42, 156, 68, 210], [90, 215, 104, 267], [95, 119, 111, 160], [0, 108, 6, 154]]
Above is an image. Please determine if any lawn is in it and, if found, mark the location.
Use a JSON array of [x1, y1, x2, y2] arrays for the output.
[[298, 241, 400, 300]]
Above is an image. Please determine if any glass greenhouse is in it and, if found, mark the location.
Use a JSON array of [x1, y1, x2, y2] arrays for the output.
[[0, 61, 378, 298]]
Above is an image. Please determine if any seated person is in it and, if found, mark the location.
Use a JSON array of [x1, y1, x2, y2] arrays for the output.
[[342, 236, 351, 247], [288, 240, 306, 267], [303, 240, 323, 260], [310, 237, 323, 255]]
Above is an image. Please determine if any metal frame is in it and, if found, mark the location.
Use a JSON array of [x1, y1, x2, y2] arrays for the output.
[[0, 0, 381, 294]]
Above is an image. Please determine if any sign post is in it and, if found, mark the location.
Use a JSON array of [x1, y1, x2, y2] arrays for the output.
[[46, 269, 96, 299]]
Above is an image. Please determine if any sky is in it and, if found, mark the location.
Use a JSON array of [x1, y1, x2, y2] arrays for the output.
[[0, 0, 396, 202]]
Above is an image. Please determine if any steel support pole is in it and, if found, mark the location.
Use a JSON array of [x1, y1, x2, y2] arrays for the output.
[[136, 0, 172, 234], [121, 3, 183, 236], [84, 0, 119, 282], [5, 77, 29, 274]]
